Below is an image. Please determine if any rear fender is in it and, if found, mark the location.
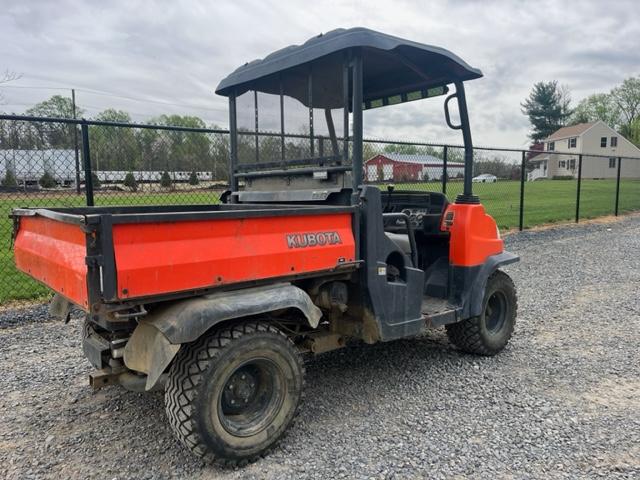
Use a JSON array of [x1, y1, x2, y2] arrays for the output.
[[123, 283, 321, 390], [453, 252, 519, 319]]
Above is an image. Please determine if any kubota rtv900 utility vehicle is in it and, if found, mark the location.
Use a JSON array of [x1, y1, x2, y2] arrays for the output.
[[12, 28, 518, 464]]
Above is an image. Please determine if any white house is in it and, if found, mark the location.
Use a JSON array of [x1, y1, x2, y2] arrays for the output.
[[527, 121, 640, 180]]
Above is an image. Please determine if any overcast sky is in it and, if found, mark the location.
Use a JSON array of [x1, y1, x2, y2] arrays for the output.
[[1, 0, 639, 147]]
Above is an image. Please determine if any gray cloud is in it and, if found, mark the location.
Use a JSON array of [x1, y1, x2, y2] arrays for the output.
[[1, 0, 638, 146]]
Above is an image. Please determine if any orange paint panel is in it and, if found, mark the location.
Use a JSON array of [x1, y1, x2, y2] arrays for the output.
[[13, 217, 89, 307], [112, 212, 355, 299], [442, 203, 503, 267]]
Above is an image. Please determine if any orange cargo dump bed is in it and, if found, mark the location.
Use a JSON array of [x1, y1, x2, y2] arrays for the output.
[[12, 205, 356, 309]]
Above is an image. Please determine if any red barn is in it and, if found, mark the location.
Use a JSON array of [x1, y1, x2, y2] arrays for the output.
[[365, 153, 464, 182]]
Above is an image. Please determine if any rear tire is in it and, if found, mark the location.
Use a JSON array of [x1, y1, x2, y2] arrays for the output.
[[165, 321, 304, 465], [446, 270, 517, 355]]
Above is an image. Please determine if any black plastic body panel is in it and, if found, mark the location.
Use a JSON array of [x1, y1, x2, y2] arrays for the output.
[[450, 251, 519, 319], [359, 186, 425, 341]]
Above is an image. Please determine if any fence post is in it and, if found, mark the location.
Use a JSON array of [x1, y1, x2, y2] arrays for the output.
[[81, 121, 94, 207], [614, 156, 622, 216], [72, 89, 81, 195], [575, 154, 582, 223], [519, 150, 526, 231], [442, 145, 448, 195]]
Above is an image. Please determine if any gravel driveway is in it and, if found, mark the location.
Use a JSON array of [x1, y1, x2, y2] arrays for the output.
[[1, 215, 639, 480]]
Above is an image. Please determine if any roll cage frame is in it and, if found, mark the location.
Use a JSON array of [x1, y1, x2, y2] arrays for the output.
[[219, 29, 480, 203]]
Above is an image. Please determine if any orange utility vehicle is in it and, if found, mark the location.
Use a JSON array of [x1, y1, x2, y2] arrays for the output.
[[12, 28, 518, 464]]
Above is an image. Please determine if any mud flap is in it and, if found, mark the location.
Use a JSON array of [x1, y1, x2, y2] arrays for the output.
[[123, 323, 180, 391]]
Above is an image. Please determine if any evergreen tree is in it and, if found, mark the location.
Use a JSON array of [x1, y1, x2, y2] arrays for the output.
[[1, 169, 18, 187], [123, 171, 138, 191], [521, 81, 572, 141], [39, 171, 57, 188], [160, 170, 172, 188]]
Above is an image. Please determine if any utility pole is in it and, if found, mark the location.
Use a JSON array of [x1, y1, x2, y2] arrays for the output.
[[72, 89, 81, 194]]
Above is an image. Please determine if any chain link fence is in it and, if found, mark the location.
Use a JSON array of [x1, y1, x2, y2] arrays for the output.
[[1, 114, 639, 303]]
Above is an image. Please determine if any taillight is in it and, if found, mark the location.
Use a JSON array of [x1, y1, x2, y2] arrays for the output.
[[441, 210, 455, 231]]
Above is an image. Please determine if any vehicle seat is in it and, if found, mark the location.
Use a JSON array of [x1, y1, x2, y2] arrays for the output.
[[385, 232, 412, 255]]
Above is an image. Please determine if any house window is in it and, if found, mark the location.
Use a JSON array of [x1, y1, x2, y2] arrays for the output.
[[609, 157, 616, 168], [559, 160, 566, 168], [611, 136, 618, 147], [569, 159, 576, 170], [548, 141, 555, 151], [600, 137, 607, 148], [568, 137, 577, 148]]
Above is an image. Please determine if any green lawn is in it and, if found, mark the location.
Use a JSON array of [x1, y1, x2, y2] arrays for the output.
[[1, 179, 638, 303], [0, 190, 221, 303]]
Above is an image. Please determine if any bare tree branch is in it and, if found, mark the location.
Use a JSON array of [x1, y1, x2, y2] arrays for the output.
[[0, 70, 23, 104]]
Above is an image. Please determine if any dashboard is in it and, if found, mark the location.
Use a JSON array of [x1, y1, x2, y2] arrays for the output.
[[381, 191, 448, 233]]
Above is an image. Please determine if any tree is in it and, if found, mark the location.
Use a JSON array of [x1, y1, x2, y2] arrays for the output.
[[25, 95, 84, 149], [151, 115, 210, 172], [160, 170, 172, 188], [521, 81, 572, 141], [39, 171, 57, 188], [1, 169, 18, 187], [123, 171, 138, 191], [90, 109, 140, 171], [26, 95, 81, 119], [569, 93, 621, 127], [91, 172, 101, 189], [611, 77, 640, 136], [0, 70, 21, 104], [384, 143, 419, 155], [627, 118, 640, 147], [188, 170, 199, 185]]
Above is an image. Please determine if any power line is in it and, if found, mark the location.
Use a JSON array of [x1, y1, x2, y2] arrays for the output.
[[0, 85, 72, 91], [74, 87, 226, 112], [0, 84, 226, 113]]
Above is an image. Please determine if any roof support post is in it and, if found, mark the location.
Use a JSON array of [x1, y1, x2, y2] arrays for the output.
[[453, 81, 478, 203], [228, 93, 239, 193], [351, 51, 364, 191]]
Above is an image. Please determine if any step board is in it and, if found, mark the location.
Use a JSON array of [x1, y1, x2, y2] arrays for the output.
[[421, 296, 460, 327]]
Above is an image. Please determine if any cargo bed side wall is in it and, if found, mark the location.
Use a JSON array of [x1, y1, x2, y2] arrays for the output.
[[112, 212, 356, 300]]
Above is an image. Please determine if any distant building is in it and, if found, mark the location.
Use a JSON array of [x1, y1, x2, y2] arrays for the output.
[[365, 153, 465, 182], [528, 121, 640, 180], [0, 149, 77, 185]]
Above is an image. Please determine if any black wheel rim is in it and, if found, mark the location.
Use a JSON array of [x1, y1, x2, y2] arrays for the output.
[[484, 290, 507, 334], [218, 358, 285, 437]]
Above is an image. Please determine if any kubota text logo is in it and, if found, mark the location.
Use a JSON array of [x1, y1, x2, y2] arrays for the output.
[[286, 231, 342, 248]]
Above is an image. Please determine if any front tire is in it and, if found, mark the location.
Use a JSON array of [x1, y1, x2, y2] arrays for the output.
[[165, 321, 304, 465], [446, 270, 517, 355]]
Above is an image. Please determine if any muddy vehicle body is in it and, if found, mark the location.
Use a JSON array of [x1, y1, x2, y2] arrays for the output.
[[12, 28, 518, 464]]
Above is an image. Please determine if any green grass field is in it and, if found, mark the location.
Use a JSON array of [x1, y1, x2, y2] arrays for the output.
[[1, 179, 638, 302]]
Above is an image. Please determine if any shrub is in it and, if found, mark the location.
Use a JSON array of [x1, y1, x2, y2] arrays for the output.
[[124, 171, 138, 191], [91, 172, 101, 189], [422, 171, 430, 181], [160, 170, 173, 188], [188, 170, 199, 185], [552, 175, 575, 180], [1, 170, 18, 188], [39, 171, 57, 188]]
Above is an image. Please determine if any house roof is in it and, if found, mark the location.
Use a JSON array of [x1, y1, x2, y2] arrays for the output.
[[545, 122, 596, 141], [367, 153, 464, 166], [215, 27, 482, 108]]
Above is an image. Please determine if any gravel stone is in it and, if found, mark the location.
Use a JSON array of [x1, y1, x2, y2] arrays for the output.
[[1, 214, 639, 479]]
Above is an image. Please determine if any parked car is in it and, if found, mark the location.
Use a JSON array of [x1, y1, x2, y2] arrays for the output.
[[472, 174, 497, 183]]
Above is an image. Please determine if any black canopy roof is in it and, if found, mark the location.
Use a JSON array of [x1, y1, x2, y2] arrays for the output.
[[215, 27, 482, 108]]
